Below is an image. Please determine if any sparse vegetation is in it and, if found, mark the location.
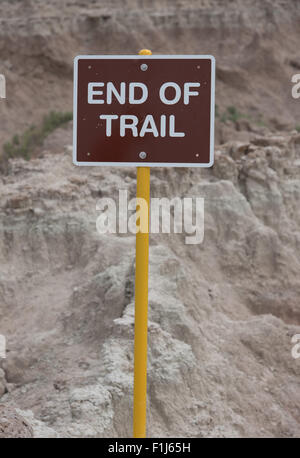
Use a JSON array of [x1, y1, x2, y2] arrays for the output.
[[255, 118, 266, 127], [219, 105, 246, 123], [3, 111, 72, 161], [296, 125, 300, 133], [217, 105, 268, 129], [226, 106, 243, 122]]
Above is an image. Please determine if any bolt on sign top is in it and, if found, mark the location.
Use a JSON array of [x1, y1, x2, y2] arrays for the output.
[[73, 55, 215, 167]]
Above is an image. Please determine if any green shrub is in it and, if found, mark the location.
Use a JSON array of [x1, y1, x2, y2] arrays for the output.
[[3, 111, 72, 161], [226, 106, 244, 122], [255, 118, 266, 127], [219, 105, 244, 123]]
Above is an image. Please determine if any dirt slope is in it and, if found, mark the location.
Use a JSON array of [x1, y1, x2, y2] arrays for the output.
[[0, 124, 299, 437]]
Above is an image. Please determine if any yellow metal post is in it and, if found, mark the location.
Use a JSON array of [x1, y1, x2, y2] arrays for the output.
[[133, 48, 152, 438]]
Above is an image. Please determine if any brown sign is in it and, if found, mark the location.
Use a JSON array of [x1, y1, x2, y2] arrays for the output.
[[73, 55, 215, 167]]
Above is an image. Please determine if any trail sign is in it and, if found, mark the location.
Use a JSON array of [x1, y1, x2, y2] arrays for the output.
[[73, 55, 215, 167], [72, 50, 216, 438]]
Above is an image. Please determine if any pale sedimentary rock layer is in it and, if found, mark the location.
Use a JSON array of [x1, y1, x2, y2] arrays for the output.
[[0, 125, 299, 437]]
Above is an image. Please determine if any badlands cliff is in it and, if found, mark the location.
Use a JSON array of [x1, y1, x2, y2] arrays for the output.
[[0, 0, 300, 438], [0, 124, 299, 437]]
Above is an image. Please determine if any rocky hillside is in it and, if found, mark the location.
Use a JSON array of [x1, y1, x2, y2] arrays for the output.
[[0, 0, 300, 154], [0, 0, 300, 438], [0, 124, 299, 437]]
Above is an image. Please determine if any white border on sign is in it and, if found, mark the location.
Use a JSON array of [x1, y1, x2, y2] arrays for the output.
[[73, 55, 215, 167]]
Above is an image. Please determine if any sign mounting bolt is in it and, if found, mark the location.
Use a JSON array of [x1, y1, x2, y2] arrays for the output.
[[139, 151, 147, 159], [140, 64, 148, 71]]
